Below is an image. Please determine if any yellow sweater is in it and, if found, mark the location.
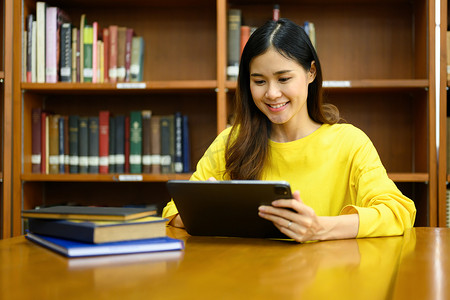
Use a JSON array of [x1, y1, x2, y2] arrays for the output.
[[163, 123, 416, 238]]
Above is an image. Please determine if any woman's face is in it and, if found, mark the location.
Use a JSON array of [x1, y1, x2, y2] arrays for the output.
[[249, 48, 315, 127]]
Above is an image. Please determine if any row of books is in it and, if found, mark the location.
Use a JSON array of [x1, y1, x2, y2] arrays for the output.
[[227, 6, 316, 81], [31, 108, 190, 175], [22, 205, 184, 258], [24, 1, 144, 84]]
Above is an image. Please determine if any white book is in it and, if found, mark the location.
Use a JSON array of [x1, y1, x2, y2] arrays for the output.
[[31, 21, 37, 83], [36, 1, 46, 83]]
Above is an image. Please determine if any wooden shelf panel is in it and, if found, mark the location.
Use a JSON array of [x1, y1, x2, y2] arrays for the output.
[[226, 79, 429, 91], [388, 173, 429, 183], [21, 173, 192, 182], [21, 81, 218, 94]]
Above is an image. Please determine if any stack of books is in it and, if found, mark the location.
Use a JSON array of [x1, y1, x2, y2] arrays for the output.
[[22, 206, 184, 258]]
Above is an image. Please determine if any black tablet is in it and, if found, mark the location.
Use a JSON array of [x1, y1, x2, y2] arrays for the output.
[[166, 180, 293, 239]]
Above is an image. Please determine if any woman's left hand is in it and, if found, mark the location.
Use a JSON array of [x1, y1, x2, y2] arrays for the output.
[[258, 190, 325, 242]]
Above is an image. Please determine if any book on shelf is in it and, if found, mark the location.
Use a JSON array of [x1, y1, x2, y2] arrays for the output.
[[103, 27, 110, 82], [46, 6, 70, 83], [32, 108, 42, 173], [22, 205, 157, 221], [130, 36, 144, 82], [60, 23, 72, 82], [227, 9, 241, 81], [151, 115, 162, 174], [447, 31, 450, 80], [88, 116, 100, 173], [240, 25, 250, 57], [109, 25, 118, 83], [92, 21, 99, 83], [78, 117, 89, 173], [129, 110, 143, 173], [26, 14, 35, 82], [26, 216, 167, 244], [142, 110, 152, 173], [109, 116, 116, 173], [48, 114, 60, 174], [36, 1, 47, 83], [26, 233, 184, 258], [160, 115, 175, 174], [125, 28, 134, 82], [31, 20, 37, 82], [125, 116, 131, 173], [117, 26, 127, 82], [69, 115, 79, 173], [303, 21, 316, 49], [174, 112, 183, 173], [97, 40, 104, 83], [99, 111, 110, 174], [83, 24, 94, 82], [79, 14, 86, 83], [23, 30, 27, 82], [71, 27, 78, 82], [115, 115, 126, 173], [182, 115, 190, 173], [58, 116, 66, 173]]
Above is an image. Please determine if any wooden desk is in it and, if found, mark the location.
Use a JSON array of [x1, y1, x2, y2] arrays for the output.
[[0, 227, 448, 299]]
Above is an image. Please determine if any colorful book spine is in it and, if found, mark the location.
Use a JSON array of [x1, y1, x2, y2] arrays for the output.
[[142, 110, 152, 173], [129, 111, 142, 173], [71, 27, 78, 82], [150, 115, 161, 174], [78, 117, 89, 173], [102, 28, 110, 82], [99, 111, 110, 174], [36, 1, 47, 83], [130, 36, 144, 82], [69, 115, 79, 173], [31, 108, 42, 173], [92, 21, 98, 83], [60, 23, 72, 82], [31, 21, 37, 83], [26, 14, 35, 82], [48, 114, 60, 174], [115, 115, 125, 173], [83, 25, 94, 82], [79, 14, 86, 83], [116, 27, 127, 82], [124, 28, 134, 82], [88, 117, 99, 173], [108, 25, 118, 83], [109, 116, 116, 173]]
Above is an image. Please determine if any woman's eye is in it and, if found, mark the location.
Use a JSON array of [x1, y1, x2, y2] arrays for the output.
[[279, 77, 291, 83], [254, 80, 265, 85]]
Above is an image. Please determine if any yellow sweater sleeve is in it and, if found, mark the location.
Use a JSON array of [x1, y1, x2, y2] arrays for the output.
[[340, 137, 416, 238]]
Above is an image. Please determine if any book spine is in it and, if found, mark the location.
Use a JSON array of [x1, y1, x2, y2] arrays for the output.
[[92, 21, 98, 83], [69, 115, 79, 173], [116, 27, 127, 82], [109, 116, 116, 173], [64, 116, 70, 173], [160, 115, 174, 174], [103, 28, 110, 82], [227, 9, 241, 80], [240, 25, 250, 58], [129, 111, 142, 173], [23, 31, 27, 82], [40, 111, 48, 174], [182, 115, 190, 173], [98, 41, 104, 83], [31, 21, 37, 83], [99, 111, 110, 174], [141, 110, 152, 173], [83, 25, 93, 82], [115, 115, 125, 173], [130, 36, 144, 82], [78, 117, 89, 173], [36, 1, 46, 83], [26, 14, 35, 82], [45, 7, 57, 83], [174, 112, 183, 173], [109, 25, 118, 83], [71, 28, 78, 82], [150, 116, 161, 174], [60, 23, 72, 82], [58, 116, 65, 173], [79, 14, 86, 83], [88, 117, 99, 173], [124, 28, 134, 82], [49, 114, 60, 174], [125, 116, 130, 173], [32, 108, 42, 173]]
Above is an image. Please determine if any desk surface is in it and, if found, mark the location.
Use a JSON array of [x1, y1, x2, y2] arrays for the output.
[[0, 227, 449, 300]]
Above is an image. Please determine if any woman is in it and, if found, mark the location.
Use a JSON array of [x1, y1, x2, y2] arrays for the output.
[[163, 18, 416, 242]]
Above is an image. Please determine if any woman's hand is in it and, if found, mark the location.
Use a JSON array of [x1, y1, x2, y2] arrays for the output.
[[258, 191, 359, 242]]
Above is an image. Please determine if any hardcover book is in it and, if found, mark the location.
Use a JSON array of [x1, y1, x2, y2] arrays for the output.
[[182, 115, 190, 173], [108, 25, 118, 83], [129, 111, 143, 173], [27, 216, 167, 244], [130, 36, 144, 82], [124, 28, 134, 82], [109, 116, 116, 173], [22, 205, 157, 221], [83, 25, 94, 82], [46, 6, 70, 83], [88, 116, 99, 173], [227, 9, 241, 80], [26, 14, 35, 82], [31, 108, 42, 173], [48, 114, 60, 174], [69, 115, 79, 173], [116, 27, 127, 82], [174, 112, 183, 173], [160, 115, 175, 174], [36, 1, 47, 83], [78, 117, 89, 173], [142, 110, 152, 173], [99, 111, 110, 174], [115, 115, 125, 173], [26, 233, 184, 258], [150, 115, 161, 174], [60, 23, 72, 82]]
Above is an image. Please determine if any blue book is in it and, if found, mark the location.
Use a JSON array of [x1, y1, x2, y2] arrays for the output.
[[182, 115, 190, 173], [26, 232, 184, 257]]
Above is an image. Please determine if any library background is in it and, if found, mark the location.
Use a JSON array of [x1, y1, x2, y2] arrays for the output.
[[1, 0, 450, 239]]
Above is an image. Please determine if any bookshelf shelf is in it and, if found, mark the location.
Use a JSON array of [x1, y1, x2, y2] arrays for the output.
[[21, 173, 192, 182], [388, 173, 429, 183]]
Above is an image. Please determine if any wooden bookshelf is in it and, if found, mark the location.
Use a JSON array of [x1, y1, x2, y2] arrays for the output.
[[438, 0, 449, 227], [1, 0, 13, 239], [8, 0, 437, 236]]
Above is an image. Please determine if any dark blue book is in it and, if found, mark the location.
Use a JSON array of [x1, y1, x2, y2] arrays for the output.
[[78, 117, 89, 173], [174, 112, 183, 173], [27, 216, 166, 243], [88, 116, 99, 173], [182, 115, 190, 173], [69, 115, 79, 173], [26, 232, 184, 257], [58, 116, 65, 173], [115, 115, 125, 173], [109, 116, 116, 173]]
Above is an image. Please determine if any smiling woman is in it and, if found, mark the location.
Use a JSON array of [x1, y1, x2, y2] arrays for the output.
[[162, 18, 416, 243]]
